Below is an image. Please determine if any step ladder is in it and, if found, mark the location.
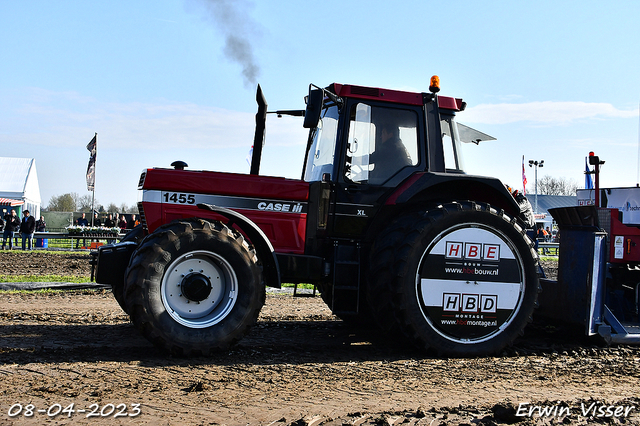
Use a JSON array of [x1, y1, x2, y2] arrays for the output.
[[331, 240, 361, 315]]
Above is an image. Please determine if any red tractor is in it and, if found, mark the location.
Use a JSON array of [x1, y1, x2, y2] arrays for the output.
[[92, 77, 540, 356]]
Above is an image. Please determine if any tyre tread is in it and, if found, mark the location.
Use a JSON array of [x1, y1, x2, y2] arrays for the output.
[[123, 218, 264, 356], [367, 202, 540, 356]]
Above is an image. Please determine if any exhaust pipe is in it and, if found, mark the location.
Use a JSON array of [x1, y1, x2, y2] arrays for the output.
[[250, 84, 268, 175]]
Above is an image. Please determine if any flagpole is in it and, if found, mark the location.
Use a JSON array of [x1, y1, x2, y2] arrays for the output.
[[89, 133, 97, 226], [522, 155, 527, 195], [92, 133, 97, 226], [91, 188, 95, 227]]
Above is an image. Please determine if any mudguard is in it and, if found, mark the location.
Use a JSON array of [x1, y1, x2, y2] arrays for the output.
[[197, 203, 281, 288], [386, 172, 523, 218]]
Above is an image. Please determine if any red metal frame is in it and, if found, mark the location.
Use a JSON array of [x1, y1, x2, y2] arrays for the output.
[[607, 209, 640, 264], [142, 169, 309, 200], [140, 169, 309, 254]]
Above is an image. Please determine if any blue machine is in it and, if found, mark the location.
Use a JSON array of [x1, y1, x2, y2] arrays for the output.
[[540, 205, 640, 344]]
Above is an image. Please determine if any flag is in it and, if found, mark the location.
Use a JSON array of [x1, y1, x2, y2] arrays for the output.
[[246, 145, 253, 166], [522, 156, 527, 195], [585, 157, 594, 190], [86, 134, 97, 191]]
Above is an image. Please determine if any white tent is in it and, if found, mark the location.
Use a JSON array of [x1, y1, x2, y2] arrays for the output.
[[0, 157, 41, 219]]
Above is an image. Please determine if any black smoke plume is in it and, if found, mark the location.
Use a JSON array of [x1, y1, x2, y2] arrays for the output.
[[197, 0, 261, 87]]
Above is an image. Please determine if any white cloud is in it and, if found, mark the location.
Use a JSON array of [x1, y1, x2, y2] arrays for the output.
[[0, 88, 313, 208], [463, 101, 638, 125], [0, 88, 308, 151]]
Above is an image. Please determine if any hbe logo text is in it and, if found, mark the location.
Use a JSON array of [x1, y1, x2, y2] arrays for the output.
[[442, 293, 497, 313], [445, 241, 500, 261]]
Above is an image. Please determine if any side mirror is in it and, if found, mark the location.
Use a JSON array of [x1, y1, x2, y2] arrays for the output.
[[303, 88, 323, 129]]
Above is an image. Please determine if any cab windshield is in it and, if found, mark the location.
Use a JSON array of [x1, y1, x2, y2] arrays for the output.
[[440, 114, 465, 173], [303, 104, 339, 182]]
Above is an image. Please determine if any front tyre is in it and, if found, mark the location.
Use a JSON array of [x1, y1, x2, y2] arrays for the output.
[[124, 219, 264, 356], [368, 202, 539, 356]]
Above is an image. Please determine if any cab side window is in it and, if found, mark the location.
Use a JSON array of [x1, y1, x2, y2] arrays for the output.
[[345, 104, 418, 185]]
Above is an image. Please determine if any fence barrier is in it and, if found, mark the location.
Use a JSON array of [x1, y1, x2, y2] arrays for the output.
[[537, 242, 559, 256], [2, 231, 130, 250]]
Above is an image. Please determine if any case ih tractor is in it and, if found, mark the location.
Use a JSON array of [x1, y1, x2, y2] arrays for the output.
[[92, 77, 541, 357]]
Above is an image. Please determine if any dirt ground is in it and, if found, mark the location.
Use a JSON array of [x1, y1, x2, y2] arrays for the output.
[[1, 251, 640, 425]]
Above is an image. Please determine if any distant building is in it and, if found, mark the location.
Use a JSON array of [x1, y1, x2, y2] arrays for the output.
[[0, 157, 42, 219], [531, 194, 577, 228]]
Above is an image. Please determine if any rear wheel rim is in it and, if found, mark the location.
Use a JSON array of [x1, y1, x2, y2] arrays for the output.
[[416, 223, 526, 344], [161, 250, 238, 328]]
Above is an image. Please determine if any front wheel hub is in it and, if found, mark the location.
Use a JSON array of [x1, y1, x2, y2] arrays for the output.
[[161, 251, 238, 327], [181, 273, 212, 302]]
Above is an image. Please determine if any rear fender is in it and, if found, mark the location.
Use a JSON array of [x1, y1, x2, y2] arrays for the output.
[[197, 203, 281, 288], [386, 173, 522, 218]]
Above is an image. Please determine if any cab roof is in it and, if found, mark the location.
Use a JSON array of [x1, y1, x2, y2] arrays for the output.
[[330, 83, 464, 111]]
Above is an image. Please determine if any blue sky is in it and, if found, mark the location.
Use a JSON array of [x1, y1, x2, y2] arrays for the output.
[[1, 1, 639, 209]]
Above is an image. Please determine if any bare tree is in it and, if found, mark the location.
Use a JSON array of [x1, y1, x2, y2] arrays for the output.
[[46, 193, 77, 212], [77, 194, 97, 211], [46, 194, 131, 214], [538, 175, 578, 196]]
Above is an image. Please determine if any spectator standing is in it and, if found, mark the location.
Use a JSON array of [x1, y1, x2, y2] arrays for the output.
[[117, 214, 127, 230], [536, 226, 550, 254], [20, 210, 36, 250], [104, 214, 116, 243], [77, 213, 89, 227], [89, 213, 102, 245], [128, 214, 140, 229], [104, 214, 115, 228], [76, 213, 89, 249], [2, 209, 20, 250], [35, 216, 46, 232]]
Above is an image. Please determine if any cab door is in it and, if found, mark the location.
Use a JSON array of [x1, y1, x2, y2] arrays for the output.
[[333, 101, 423, 237]]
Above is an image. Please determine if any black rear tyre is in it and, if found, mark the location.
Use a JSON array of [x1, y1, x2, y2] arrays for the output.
[[368, 201, 539, 356], [124, 218, 264, 356], [111, 225, 145, 314]]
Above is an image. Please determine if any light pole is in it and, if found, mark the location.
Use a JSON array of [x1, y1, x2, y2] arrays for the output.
[[528, 159, 544, 214]]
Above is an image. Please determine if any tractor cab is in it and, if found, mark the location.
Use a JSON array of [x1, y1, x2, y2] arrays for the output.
[[299, 79, 505, 239], [302, 79, 481, 187]]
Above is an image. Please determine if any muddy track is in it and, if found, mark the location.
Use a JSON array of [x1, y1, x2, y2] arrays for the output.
[[0, 252, 639, 425]]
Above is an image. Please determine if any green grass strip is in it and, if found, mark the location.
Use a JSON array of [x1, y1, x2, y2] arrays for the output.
[[0, 275, 89, 283], [0, 288, 107, 295], [281, 283, 316, 289], [0, 249, 89, 255]]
